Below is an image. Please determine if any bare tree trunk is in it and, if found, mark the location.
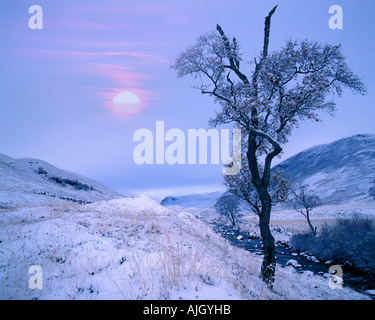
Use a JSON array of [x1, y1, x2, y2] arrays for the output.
[[258, 190, 276, 285], [230, 213, 236, 227], [305, 208, 317, 236], [247, 133, 280, 286]]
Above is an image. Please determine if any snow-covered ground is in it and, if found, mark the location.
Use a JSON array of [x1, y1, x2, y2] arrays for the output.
[[0, 195, 369, 300], [236, 199, 375, 243]]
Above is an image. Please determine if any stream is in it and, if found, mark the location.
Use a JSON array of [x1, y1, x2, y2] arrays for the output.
[[212, 222, 375, 299]]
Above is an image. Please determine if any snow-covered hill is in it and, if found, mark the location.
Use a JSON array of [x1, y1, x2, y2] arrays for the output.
[[161, 134, 375, 209], [274, 134, 375, 204], [0, 153, 122, 208], [160, 191, 224, 208]]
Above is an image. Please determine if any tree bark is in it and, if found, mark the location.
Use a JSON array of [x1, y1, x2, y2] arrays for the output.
[[258, 185, 276, 285], [305, 208, 317, 236], [247, 133, 280, 285], [230, 212, 236, 227], [263, 5, 278, 57]]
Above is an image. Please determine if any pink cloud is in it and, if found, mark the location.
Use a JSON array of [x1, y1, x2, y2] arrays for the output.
[[11, 47, 169, 65], [11, 46, 157, 83], [49, 19, 114, 31], [78, 62, 156, 117], [50, 1, 192, 29], [73, 2, 176, 15], [9, 47, 160, 118], [15, 32, 159, 50], [86, 62, 151, 86]]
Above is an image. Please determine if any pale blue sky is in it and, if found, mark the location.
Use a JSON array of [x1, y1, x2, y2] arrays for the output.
[[0, 0, 374, 199]]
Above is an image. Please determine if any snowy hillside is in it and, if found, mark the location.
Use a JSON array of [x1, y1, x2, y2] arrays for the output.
[[160, 134, 375, 209], [274, 134, 375, 204], [0, 195, 368, 300], [160, 191, 224, 208], [0, 153, 122, 208]]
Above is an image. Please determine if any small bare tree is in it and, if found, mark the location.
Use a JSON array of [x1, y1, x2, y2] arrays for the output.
[[214, 194, 241, 226], [290, 185, 321, 236]]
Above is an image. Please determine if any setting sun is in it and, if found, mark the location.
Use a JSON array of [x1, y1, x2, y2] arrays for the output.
[[113, 91, 140, 104], [111, 91, 142, 117]]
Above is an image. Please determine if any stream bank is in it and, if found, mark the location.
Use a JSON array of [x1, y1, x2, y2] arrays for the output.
[[212, 222, 375, 299]]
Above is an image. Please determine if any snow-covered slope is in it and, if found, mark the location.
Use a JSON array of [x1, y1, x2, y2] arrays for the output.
[[0, 153, 122, 208], [0, 195, 368, 300], [160, 191, 224, 208], [0, 145, 373, 300], [274, 134, 375, 204]]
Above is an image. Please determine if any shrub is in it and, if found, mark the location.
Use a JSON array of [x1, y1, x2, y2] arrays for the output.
[[214, 194, 241, 226], [290, 214, 375, 273], [369, 186, 375, 199], [48, 176, 93, 191], [49, 176, 65, 185], [36, 167, 47, 175]]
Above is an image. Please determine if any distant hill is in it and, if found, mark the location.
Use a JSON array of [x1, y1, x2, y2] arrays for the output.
[[274, 134, 375, 205], [160, 191, 224, 208], [0, 153, 122, 208], [160, 134, 375, 208]]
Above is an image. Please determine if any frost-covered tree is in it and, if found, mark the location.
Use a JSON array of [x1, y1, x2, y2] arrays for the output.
[[214, 194, 241, 226], [171, 6, 366, 285], [289, 185, 321, 236]]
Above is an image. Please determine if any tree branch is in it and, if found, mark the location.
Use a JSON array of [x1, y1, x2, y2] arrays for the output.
[[263, 5, 278, 58], [216, 24, 250, 85]]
